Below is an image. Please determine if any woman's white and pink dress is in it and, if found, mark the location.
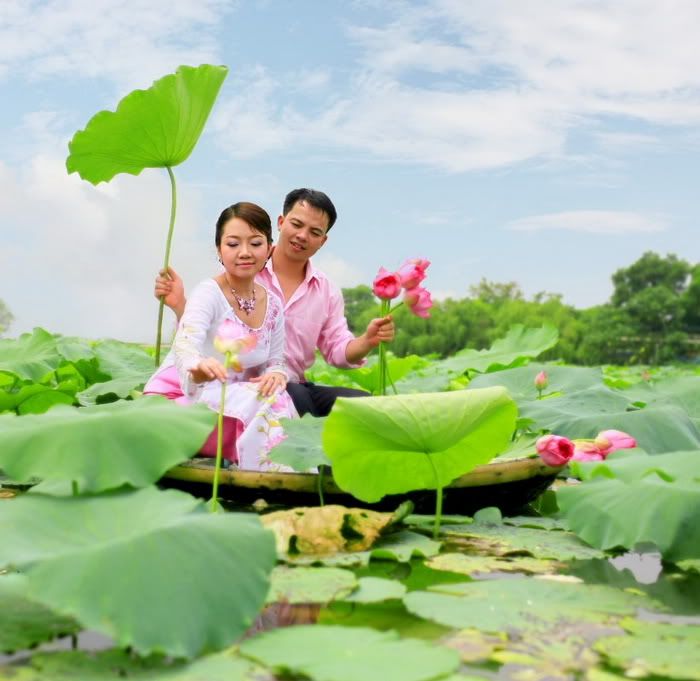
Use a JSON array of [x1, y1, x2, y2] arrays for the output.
[[144, 279, 297, 471]]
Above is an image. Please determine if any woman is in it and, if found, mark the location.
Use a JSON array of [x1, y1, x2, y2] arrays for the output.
[[144, 202, 296, 471]]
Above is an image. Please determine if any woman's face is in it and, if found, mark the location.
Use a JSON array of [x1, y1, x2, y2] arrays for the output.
[[217, 217, 271, 280]]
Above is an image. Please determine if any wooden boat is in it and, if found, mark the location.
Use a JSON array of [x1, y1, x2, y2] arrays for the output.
[[161, 457, 559, 515]]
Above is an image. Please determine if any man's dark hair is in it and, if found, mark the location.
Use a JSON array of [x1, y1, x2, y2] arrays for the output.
[[283, 188, 338, 231]]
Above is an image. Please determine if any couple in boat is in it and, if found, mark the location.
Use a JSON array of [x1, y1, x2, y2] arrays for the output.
[[145, 188, 395, 471]]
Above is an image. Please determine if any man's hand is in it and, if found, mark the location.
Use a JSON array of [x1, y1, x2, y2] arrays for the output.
[[345, 315, 394, 363], [250, 371, 287, 397], [364, 315, 395, 348], [189, 357, 227, 384], [155, 267, 186, 319]]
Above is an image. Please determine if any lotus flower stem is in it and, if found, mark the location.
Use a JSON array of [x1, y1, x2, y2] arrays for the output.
[[71, 480, 79, 496], [211, 351, 231, 512], [426, 455, 444, 540], [317, 467, 325, 507], [378, 299, 390, 395], [155, 165, 178, 366]]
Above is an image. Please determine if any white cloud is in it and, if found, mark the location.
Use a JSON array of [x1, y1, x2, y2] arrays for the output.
[[213, 1, 700, 172], [0, 0, 229, 90], [0, 149, 214, 341], [507, 210, 668, 234]]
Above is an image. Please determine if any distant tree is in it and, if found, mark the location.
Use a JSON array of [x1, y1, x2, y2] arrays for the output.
[[0, 299, 12, 336], [682, 264, 700, 332], [611, 252, 690, 307], [469, 279, 524, 305], [342, 285, 377, 333], [610, 252, 692, 363]]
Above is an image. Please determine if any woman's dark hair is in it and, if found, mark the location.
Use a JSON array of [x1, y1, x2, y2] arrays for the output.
[[215, 202, 273, 246], [283, 188, 337, 231]]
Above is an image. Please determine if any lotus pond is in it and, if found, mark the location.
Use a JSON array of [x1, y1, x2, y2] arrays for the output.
[[0, 325, 699, 680]]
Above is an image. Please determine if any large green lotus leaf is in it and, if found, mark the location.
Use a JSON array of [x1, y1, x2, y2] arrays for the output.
[[268, 416, 331, 471], [76, 376, 147, 406], [0, 487, 276, 658], [240, 624, 460, 681], [557, 476, 700, 562], [54, 336, 95, 362], [0, 573, 79, 654], [66, 65, 228, 184], [93, 340, 154, 379], [267, 566, 357, 604], [396, 326, 559, 393], [452, 324, 559, 374], [0, 328, 63, 382], [322, 388, 517, 502], [468, 363, 604, 402], [440, 522, 604, 560], [0, 398, 215, 493], [594, 618, 700, 680], [403, 578, 657, 632], [3, 648, 257, 680], [620, 375, 700, 419], [8, 384, 75, 415], [524, 395, 700, 453], [572, 449, 700, 483]]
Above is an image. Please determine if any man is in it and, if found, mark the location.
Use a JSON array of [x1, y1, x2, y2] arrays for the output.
[[155, 188, 394, 416]]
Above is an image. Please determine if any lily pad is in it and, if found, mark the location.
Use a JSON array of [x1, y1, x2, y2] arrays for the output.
[[76, 376, 146, 406], [267, 566, 357, 604], [403, 578, 657, 632], [427, 552, 563, 576], [594, 618, 700, 680], [66, 65, 228, 184], [440, 629, 505, 663], [344, 577, 408, 603], [572, 449, 700, 483], [0, 573, 79, 654], [1, 648, 256, 680], [284, 530, 441, 568], [0, 398, 215, 493], [440, 523, 604, 560], [239, 624, 460, 681], [0, 487, 276, 658], [323, 388, 517, 502], [261, 505, 395, 556]]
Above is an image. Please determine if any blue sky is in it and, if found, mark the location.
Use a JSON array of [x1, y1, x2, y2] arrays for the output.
[[1, 0, 699, 342]]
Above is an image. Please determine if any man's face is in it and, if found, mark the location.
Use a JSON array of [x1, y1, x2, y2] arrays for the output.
[[276, 200, 329, 263]]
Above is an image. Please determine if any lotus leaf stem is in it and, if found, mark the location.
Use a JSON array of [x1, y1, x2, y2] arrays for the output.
[[426, 454, 443, 540], [155, 165, 178, 366], [317, 466, 325, 506]]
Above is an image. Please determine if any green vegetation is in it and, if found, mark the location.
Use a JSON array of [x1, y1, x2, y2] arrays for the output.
[[0, 299, 11, 337], [344, 251, 700, 365]]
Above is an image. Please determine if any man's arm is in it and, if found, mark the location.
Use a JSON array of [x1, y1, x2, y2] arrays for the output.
[[155, 267, 186, 320], [345, 316, 395, 363]]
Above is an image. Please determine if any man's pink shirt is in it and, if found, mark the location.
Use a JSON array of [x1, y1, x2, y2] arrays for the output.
[[256, 258, 365, 382]]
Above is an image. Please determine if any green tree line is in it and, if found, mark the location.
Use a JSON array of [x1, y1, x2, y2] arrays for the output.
[[343, 252, 700, 365]]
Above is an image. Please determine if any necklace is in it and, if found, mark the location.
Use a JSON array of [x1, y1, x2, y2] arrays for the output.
[[229, 285, 256, 315]]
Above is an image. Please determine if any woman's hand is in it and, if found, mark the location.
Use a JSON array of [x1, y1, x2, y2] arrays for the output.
[[250, 371, 287, 397], [189, 357, 227, 384], [155, 266, 186, 319]]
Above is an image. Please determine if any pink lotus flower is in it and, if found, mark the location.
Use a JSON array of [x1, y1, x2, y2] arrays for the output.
[[213, 319, 258, 357], [372, 267, 402, 300], [404, 286, 433, 318], [536, 434, 575, 466], [572, 440, 606, 462], [593, 430, 637, 455], [534, 371, 548, 391], [396, 258, 430, 290]]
